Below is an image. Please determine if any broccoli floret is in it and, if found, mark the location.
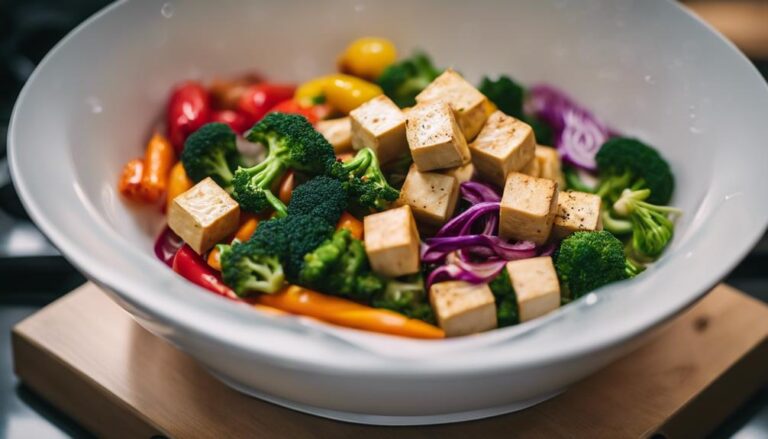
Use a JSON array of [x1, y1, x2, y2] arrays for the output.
[[328, 148, 400, 211], [287, 176, 348, 225], [248, 213, 334, 280], [554, 231, 634, 300], [488, 269, 520, 327], [232, 113, 335, 214], [479, 75, 525, 119], [299, 229, 386, 301], [378, 52, 441, 108], [613, 188, 682, 261], [373, 274, 435, 323], [181, 123, 241, 190], [595, 137, 675, 205], [220, 241, 285, 295]]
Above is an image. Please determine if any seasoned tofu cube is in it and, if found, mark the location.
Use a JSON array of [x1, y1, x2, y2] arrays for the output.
[[504, 257, 560, 322], [499, 172, 559, 245], [398, 165, 459, 226], [551, 191, 603, 240], [168, 177, 240, 254], [441, 162, 475, 184], [469, 111, 536, 186], [416, 69, 489, 140], [406, 101, 470, 171], [520, 155, 540, 178], [316, 117, 352, 153], [535, 146, 565, 187], [429, 281, 497, 337], [363, 205, 421, 277], [349, 95, 407, 164]]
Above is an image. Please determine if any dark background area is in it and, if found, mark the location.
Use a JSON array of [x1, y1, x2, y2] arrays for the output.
[[0, 1, 766, 438]]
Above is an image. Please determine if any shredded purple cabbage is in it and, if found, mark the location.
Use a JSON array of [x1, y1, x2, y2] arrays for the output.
[[423, 235, 537, 264], [528, 84, 613, 171], [435, 201, 499, 238], [460, 181, 501, 204]]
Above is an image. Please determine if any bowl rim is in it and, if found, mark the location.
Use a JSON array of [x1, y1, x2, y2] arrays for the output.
[[8, 0, 768, 375]]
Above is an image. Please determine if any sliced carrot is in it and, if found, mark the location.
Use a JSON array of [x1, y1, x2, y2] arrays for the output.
[[256, 285, 444, 339], [140, 132, 175, 203], [336, 152, 355, 162], [118, 158, 145, 201], [278, 170, 295, 205], [336, 211, 364, 240], [235, 215, 259, 242]]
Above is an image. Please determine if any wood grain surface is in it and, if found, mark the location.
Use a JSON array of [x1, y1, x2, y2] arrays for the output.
[[12, 283, 768, 438]]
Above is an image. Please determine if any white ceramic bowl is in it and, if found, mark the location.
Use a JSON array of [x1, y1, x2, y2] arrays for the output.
[[9, 0, 768, 425]]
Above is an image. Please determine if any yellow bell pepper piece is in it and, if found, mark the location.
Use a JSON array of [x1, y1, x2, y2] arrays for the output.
[[338, 37, 398, 81], [295, 74, 383, 115]]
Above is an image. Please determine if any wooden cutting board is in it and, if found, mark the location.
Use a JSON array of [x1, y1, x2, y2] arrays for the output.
[[11, 283, 768, 438]]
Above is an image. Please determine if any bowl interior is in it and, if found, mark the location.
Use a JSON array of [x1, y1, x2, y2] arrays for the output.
[[9, 0, 768, 367]]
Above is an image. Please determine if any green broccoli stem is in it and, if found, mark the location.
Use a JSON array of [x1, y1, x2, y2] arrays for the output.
[[613, 188, 682, 260], [263, 190, 287, 218], [625, 258, 645, 278], [601, 209, 633, 235], [239, 258, 284, 293], [340, 148, 374, 176], [563, 167, 596, 193], [595, 170, 633, 201]]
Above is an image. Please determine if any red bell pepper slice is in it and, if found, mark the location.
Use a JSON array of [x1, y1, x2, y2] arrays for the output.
[[172, 245, 238, 300], [167, 81, 212, 153]]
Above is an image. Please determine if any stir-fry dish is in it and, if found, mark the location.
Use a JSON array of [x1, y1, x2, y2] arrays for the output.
[[119, 37, 681, 339]]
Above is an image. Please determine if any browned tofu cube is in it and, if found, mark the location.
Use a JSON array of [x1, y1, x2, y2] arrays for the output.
[[499, 172, 559, 245], [168, 178, 240, 254], [416, 69, 489, 141], [363, 205, 421, 277], [551, 191, 603, 240], [398, 165, 459, 226], [469, 111, 536, 186], [316, 117, 352, 153], [441, 162, 475, 184], [350, 95, 407, 164], [535, 146, 565, 187], [429, 281, 497, 337], [406, 101, 470, 171], [505, 257, 560, 322]]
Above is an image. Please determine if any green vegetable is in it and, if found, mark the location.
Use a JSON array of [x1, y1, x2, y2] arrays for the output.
[[249, 214, 335, 279], [381, 152, 414, 189], [328, 147, 400, 211], [488, 269, 519, 327], [180, 122, 241, 190], [563, 166, 596, 193], [288, 176, 348, 226], [300, 229, 385, 301], [373, 274, 435, 323], [595, 137, 675, 205], [220, 241, 285, 295], [378, 52, 441, 107], [554, 231, 636, 300], [479, 75, 525, 119], [232, 113, 335, 214], [613, 188, 682, 260]]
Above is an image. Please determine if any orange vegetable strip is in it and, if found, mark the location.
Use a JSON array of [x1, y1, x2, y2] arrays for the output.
[[235, 215, 259, 242], [140, 132, 176, 203], [118, 158, 145, 201], [166, 161, 194, 211], [207, 247, 223, 271], [256, 285, 445, 339], [278, 170, 295, 205], [336, 211, 364, 240]]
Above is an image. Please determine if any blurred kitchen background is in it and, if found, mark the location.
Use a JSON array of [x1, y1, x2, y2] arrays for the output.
[[0, 1, 766, 438]]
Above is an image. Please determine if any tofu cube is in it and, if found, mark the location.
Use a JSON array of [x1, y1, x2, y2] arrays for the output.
[[416, 69, 489, 140], [535, 146, 565, 187], [429, 281, 497, 337], [469, 111, 536, 186], [441, 162, 475, 184], [406, 101, 470, 171], [349, 95, 407, 164], [398, 165, 459, 226], [520, 156, 540, 178], [505, 257, 560, 322], [499, 172, 559, 245], [363, 205, 421, 277], [168, 177, 240, 254], [316, 117, 352, 153], [551, 191, 603, 240]]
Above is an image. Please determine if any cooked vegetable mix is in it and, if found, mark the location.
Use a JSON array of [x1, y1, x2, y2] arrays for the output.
[[118, 37, 681, 339]]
